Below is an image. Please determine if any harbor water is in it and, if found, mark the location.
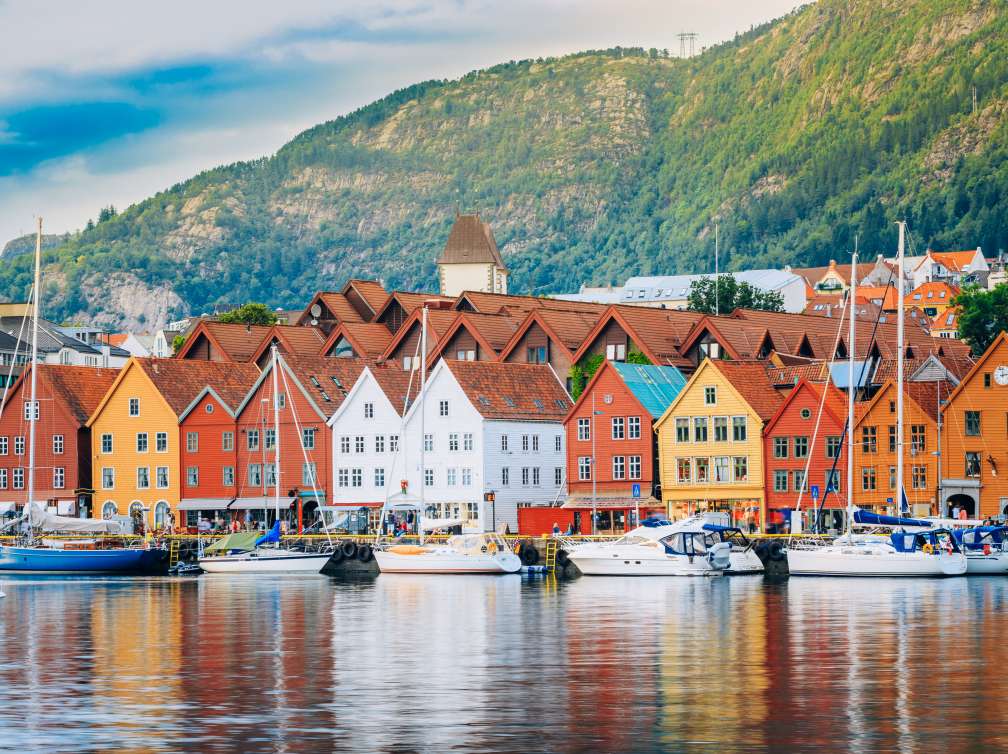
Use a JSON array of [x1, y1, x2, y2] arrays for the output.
[[1, 574, 1007, 753]]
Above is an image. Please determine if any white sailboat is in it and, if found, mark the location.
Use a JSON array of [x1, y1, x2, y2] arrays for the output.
[[199, 345, 332, 574], [787, 224, 967, 577]]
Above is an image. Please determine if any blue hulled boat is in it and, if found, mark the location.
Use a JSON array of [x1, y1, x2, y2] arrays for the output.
[[0, 544, 152, 573]]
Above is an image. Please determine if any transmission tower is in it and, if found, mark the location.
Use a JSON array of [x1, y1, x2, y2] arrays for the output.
[[678, 32, 698, 58]]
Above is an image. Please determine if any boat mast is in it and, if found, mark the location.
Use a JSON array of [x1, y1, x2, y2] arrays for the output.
[[271, 344, 282, 526], [896, 221, 906, 516], [846, 251, 856, 537], [27, 217, 42, 516], [419, 304, 427, 544]]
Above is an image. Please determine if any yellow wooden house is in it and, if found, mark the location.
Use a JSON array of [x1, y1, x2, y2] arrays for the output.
[[655, 359, 784, 530]]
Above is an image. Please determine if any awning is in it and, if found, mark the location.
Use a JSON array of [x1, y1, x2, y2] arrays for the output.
[[178, 498, 234, 511], [562, 496, 662, 510], [230, 496, 295, 510], [321, 502, 384, 510], [298, 490, 325, 499]]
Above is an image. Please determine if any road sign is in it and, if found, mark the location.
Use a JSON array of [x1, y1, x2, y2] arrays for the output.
[[810, 485, 820, 500], [886, 497, 894, 504], [631, 483, 641, 499]]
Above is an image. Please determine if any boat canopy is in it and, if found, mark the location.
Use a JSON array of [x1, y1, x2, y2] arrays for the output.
[[25, 502, 124, 534], [420, 516, 464, 532], [952, 526, 1007, 550], [853, 509, 933, 528], [203, 531, 262, 554], [890, 529, 958, 553]]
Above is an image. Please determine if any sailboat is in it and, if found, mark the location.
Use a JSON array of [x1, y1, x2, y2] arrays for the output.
[[0, 219, 156, 573], [372, 305, 521, 575], [198, 346, 333, 574], [787, 225, 967, 577]]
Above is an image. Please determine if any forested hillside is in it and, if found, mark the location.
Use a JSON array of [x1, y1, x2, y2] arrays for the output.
[[3, 0, 1006, 329]]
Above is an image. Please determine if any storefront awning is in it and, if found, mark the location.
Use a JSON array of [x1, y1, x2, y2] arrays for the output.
[[178, 498, 234, 511], [230, 496, 296, 510], [562, 496, 662, 510]]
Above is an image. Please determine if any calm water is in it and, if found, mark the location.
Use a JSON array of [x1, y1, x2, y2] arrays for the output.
[[1, 573, 1007, 753]]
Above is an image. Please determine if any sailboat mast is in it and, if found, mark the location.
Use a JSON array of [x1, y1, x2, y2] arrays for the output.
[[419, 305, 427, 543], [271, 344, 282, 524], [846, 251, 856, 536], [27, 217, 42, 512], [896, 221, 906, 515]]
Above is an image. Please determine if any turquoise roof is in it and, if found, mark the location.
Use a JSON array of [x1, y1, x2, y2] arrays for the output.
[[609, 362, 687, 419]]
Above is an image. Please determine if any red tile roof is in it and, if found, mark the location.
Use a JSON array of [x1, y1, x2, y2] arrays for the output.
[[32, 365, 120, 425], [342, 279, 389, 317], [905, 380, 954, 423], [443, 360, 571, 421], [177, 320, 273, 363], [369, 365, 422, 417], [322, 322, 394, 358], [457, 290, 607, 317], [276, 354, 367, 416], [136, 358, 260, 415], [250, 325, 326, 363], [436, 214, 506, 268], [707, 360, 785, 420]]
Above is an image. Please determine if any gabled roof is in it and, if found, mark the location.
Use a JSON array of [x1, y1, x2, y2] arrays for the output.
[[706, 360, 785, 421], [943, 331, 1008, 407], [905, 281, 959, 305], [341, 279, 389, 319], [320, 322, 394, 359], [609, 362, 687, 419], [455, 290, 606, 317], [4, 365, 119, 426], [440, 360, 571, 421], [933, 309, 960, 331], [379, 307, 459, 361], [854, 378, 951, 427], [370, 365, 422, 417], [766, 362, 830, 387], [297, 291, 366, 327], [436, 214, 506, 269], [497, 308, 602, 361], [249, 325, 326, 363], [373, 291, 455, 323], [176, 320, 273, 363], [238, 354, 367, 421], [679, 315, 773, 360], [926, 249, 982, 273], [571, 305, 704, 366], [429, 312, 521, 360], [789, 260, 878, 288], [764, 378, 847, 435]]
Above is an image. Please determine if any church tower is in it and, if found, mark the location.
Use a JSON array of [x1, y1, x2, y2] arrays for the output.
[[436, 212, 508, 297]]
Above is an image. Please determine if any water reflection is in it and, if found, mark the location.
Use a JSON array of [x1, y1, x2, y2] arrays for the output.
[[0, 574, 1006, 752]]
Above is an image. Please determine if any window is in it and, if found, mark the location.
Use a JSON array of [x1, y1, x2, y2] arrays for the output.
[[501, 434, 509, 451], [403, 355, 417, 372], [675, 417, 690, 443], [101, 433, 113, 454], [340, 436, 350, 454], [613, 456, 626, 480], [522, 435, 530, 452], [375, 435, 385, 453], [464, 433, 473, 451], [449, 433, 459, 452], [364, 402, 374, 419], [53, 467, 64, 489], [23, 400, 38, 421], [825, 470, 840, 493], [302, 463, 318, 487], [0, 437, 6, 455], [628, 416, 641, 439], [606, 343, 626, 361], [861, 426, 877, 453], [965, 452, 981, 479], [912, 465, 927, 490], [704, 386, 717, 405], [501, 467, 510, 486], [186, 432, 198, 452], [774, 470, 788, 492], [350, 468, 362, 487], [533, 467, 540, 486], [156, 432, 168, 452], [153, 466, 168, 489], [910, 425, 926, 453], [102, 467, 114, 489], [612, 417, 625, 440], [137, 467, 150, 489], [355, 436, 365, 453], [826, 436, 841, 459], [12, 468, 24, 489], [555, 435, 562, 452], [52, 434, 64, 455], [0, 468, 5, 489], [554, 467, 563, 486], [577, 419, 590, 441], [302, 428, 316, 450], [694, 417, 708, 443], [187, 466, 198, 486], [792, 469, 807, 492], [337, 468, 349, 488], [14, 436, 24, 455], [423, 434, 433, 452], [732, 416, 747, 442], [522, 467, 530, 486], [248, 464, 262, 486], [424, 468, 434, 487], [462, 468, 472, 486], [799, 408, 812, 420], [217, 465, 232, 486], [532, 435, 540, 452], [629, 455, 642, 480], [793, 437, 808, 459], [457, 350, 475, 361], [265, 429, 276, 450], [374, 467, 385, 488], [527, 345, 548, 364], [984, 373, 991, 388], [578, 456, 592, 481], [439, 400, 449, 417], [713, 417, 728, 442], [714, 456, 730, 483], [129, 398, 140, 417], [389, 435, 399, 453], [773, 437, 789, 458], [276, 392, 285, 410], [247, 429, 259, 451], [733, 457, 748, 482], [888, 425, 896, 453], [862, 466, 877, 491], [677, 458, 692, 483], [205, 403, 214, 415], [447, 468, 458, 487], [889, 466, 897, 490], [965, 411, 981, 436]]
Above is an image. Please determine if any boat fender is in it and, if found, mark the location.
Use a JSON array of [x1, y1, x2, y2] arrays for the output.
[[341, 541, 358, 559], [329, 548, 344, 564], [754, 541, 769, 561], [356, 544, 373, 562], [922, 543, 933, 554], [945, 540, 954, 555], [767, 541, 786, 562], [983, 543, 992, 556], [556, 549, 570, 565], [521, 545, 540, 566]]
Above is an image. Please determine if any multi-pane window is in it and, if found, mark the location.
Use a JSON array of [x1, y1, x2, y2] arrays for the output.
[[965, 452, 981, 479], [302, 463, 317, 486], [137, 467, 151, 489], [302, 428, 316, 450], [704, 386, 717, 405], [340, 436, 350, 454], [774, 470, 788, 492], [439, 400, 449, 417], [773, 437, 788, 458], [713, 417, 728, 442], [12, 468, 24, 489], [889, 466, 897, 490], [611, 417, 625, 440], [462, 468, 472, 486], [101, 468, 114, 489], [424, 469, 434, 487], [101, 433, 113, 454], [733, 457, 748, 482], [714, 456, 730, 483], [53, 467, 64, 489], [187, 467, 199, 486], [351, 468, 362, 488], [222, 431, 234, 452], [186, 432, 198, 452], [693, 417, 708, 443], [375, 435, 385, 453], [628, 416, 641, 439], [423, 435, 433, 453], [337, 468, 349, 488], [612, 456, 625, 480], [447, 468, 458, 487], [826, 436, 841, 459], [157, 466, 169, 489], [23, 400, 39, 421], [522, 435, 530, 452], [792, 469, 807, 492], [355, 436, 365, 453], [694, 457, 709, 482], [464, 433, 474, 451], [374, 468, 385, 488], [578, 456, 592, 480], [629, 455, 641, 480], [522, 467, 530, 486], [732, 417, 747, 442], [264, 463, 276, 488], [501, 434, 509, 451], [910, 425, 926, 453], [247, 429, 260, 451], [532, 435, 540, 452], [52, 434, 64, 455], [888, 425, 897, 453], [0, 437, 6, 455], [861, 426, 877, 453], [364, 402, 374, 419], [912, 465, 927, 490], [825, 470, 840, 493], [554, 467, 563, 486], [675, 418, 690, 443], [862, 466, 877, 491], [156, 432, 167, 452], [135, 432, 148, 453], [532, 468, 540, 486], [527, 345, 548, 364], [13, 436, 23, 455], [449, 433, 459, 452], [248, 464, 262, 486], [793, 437, 809, 459], [389, 435, 399, 453], [128, 398, 140, 417], [0, 468, 5, 489], [223, 466, 235, 486], [555, 435, 562, 452], [577, 419, 590, 441], [965, 411, 981, 436], [677, 458, 691, 483], [501, 467, 510, 486], [265, 429, 276, 450]]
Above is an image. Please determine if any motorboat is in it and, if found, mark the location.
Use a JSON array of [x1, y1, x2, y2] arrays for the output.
[[565, 518, 731, 576], [198, 524, 333, 574], [950, 527, 1008, 575], [373, 533, 521, 574], [692, 519, 764, 574]]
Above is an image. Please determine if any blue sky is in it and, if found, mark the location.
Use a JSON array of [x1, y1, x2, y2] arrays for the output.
[[0, 0, 800, 244]]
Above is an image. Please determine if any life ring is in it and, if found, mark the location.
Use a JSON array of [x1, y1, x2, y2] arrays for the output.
[[340, 541, 358, 559], [922, 543, 934, 554], [487, 541, 498, 554]]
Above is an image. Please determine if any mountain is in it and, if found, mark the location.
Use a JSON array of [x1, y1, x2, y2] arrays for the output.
[[1, 232, 71, 259], [3, 0, 1007, 330]]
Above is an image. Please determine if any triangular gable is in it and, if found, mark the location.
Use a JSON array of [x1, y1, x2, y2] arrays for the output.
[[428, 314, 499, 362], [85, 358, 177, 426], [234, 357, 326, 422], [320, 324, 361, 358], [852, 378, 934, 430], [326, 367, 376, 427], [175, 321, 224, 360], [401, 359, 452, 425], [570, 306, 661, 365], [178, 385, 243, 422], [942, 331, 1008, 407], [497, 310, 576, 362], [763, 378, 847, 436], [562, 360, 649, 428], [654, 358, 764, 431], [0, 366, 75, 428]]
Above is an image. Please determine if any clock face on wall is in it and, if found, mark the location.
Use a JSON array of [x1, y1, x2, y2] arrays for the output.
[[995, 365, 1008, 386]]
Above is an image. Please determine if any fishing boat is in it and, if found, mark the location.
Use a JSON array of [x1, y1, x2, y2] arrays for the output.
[[565, 517, 731, 576], [0, 219, 154, 574]]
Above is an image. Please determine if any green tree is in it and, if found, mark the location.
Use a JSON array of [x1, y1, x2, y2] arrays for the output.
[[218, 302, 279, 327], [686, 274, 784, 315], [171, 334, 187, 354], [953, 284, 1008, 356]]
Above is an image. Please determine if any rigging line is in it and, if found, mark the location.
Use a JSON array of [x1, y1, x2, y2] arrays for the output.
[[0, 282, 33, 418]]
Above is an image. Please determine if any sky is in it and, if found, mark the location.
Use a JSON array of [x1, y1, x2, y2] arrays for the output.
[[0, 0, 802, 245]]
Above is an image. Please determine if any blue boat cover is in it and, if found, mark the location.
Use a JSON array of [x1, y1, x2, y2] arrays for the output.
[[952, 526, 1007, 549], [853, 510, 932, 528], [255, 521, 282, 547], [641, 518, 673, 528], [702, 523, 737, 533]]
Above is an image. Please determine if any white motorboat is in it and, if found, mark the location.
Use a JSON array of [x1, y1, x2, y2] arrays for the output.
[[198, 525, 333, 574], [373, 533, 521, 574], [565, 518, 731, 576], [951, 527, 1008, 575], [689, 518, 764, 573]]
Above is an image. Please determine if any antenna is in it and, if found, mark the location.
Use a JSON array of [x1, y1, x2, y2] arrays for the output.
[[678, 32, 698, 58]]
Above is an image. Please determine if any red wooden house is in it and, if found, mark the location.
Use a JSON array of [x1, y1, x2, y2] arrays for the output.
[[0, 365, 118, 516], [762, 379, 849, 533]]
